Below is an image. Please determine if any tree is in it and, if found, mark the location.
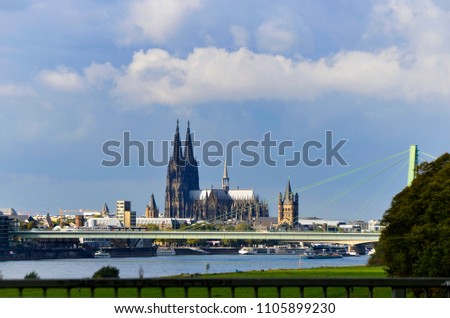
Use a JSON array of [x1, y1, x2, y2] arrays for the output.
[[145, 224, 159, 231], [24, 271, 40, 279], [234, 222, 252, 231], [376, 153, 450, 278], [92, 265, 120, 278]]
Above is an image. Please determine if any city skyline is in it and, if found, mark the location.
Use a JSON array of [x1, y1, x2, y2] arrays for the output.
[[1, 1, 449, 220]]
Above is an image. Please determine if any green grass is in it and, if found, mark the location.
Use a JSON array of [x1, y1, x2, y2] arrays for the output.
[[0, 266, 390, 298]]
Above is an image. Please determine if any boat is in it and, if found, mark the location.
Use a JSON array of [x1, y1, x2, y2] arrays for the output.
[[238, 247, 258, 255], [300, 247, 343, 259], [274, 245, 307, 255], [94, 250, 111, 258], [238, 245, 306, 255], [302, 253, 343, 259], [156, 247, 176, 256]]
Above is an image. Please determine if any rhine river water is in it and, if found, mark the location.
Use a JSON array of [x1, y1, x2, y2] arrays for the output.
[[0, 254, 370, 279]]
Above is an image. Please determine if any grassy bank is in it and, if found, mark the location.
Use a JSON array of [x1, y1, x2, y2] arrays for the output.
[[0, 266, 388, 298]]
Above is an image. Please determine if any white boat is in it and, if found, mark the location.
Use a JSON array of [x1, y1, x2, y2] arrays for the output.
[[156, 247, 176, 256], [238, 247, 258, 255], [94, 250, 111, 258], [239, 245, 307, 255], [274, 246, 307, 255]]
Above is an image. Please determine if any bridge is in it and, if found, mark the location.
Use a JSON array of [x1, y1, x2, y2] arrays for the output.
[[14, 230, 379, 244]]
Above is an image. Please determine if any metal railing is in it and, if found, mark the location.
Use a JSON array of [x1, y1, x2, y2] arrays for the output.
[[1, 278, 449, 298]]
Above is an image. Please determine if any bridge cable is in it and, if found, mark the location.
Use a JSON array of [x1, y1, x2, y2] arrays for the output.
[[300, 154, 409, 218]]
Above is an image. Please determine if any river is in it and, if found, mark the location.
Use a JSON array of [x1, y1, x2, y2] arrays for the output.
[[0, 254, 370, 279]]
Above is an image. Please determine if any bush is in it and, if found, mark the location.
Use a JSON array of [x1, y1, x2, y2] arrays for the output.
[[24, 271, 40, 279], [92, 265, 120, 278]]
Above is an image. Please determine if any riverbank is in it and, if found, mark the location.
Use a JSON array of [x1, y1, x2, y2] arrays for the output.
[[182, 265, 387, 279], [0, 265, 389, 298], [2, 246, 157, 261]]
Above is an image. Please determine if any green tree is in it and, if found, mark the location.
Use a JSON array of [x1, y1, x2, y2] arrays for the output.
[[234, 222, 253, 231], [24, 271, 40, 279], [376, 153, 450, 277], [145, 224, 159, 231], [92, 266, 120, 278]]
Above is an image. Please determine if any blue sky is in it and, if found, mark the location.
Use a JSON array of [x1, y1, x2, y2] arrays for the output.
[[1, 0, 449, 221]]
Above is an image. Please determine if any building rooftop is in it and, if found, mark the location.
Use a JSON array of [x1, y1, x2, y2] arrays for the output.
[[189, 189, 255, 201]]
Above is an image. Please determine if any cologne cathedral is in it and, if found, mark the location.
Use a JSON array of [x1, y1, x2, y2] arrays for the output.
[[164, 121, 269, 222]]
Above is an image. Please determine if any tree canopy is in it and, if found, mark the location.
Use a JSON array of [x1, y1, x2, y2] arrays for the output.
[[92, 266, 120, 279], [377, 153, 450, 277]]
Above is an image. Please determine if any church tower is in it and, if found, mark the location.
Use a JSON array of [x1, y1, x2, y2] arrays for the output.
[[277, 179, 299, 226], [146, 193, 159, 218], [184, 121, 200, 191], [165, 120, 186, 218]]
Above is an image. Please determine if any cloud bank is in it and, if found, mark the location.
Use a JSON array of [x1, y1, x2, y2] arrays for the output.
[[37, 0, 450, 108]]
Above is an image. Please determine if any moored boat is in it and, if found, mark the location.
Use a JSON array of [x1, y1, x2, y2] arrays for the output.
[[94, 250, 111, 258], [156, 247, 176, 256], [239, 245, 307, 255]]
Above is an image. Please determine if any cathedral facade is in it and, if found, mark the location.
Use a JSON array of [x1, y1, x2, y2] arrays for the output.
[[164, 121, 269, 222]]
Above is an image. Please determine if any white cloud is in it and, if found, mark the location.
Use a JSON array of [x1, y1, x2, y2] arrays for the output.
[[120, 0, 202, 45], [255, 18, 296, 53], [35, 1, 450, 108], [39, 63, 118, 92], [83, 63, 118, 88], [110, 44, 445, 106], [39, 66, 85, 91], [0, 83, 35, 97], [109, 0, 450, 107]]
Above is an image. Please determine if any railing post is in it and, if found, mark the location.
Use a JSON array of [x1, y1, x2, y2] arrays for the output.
[[299, 287, 304, 298], [345, 287, 351, 298], [231, 287, 235, 298], [368, 287, 374, 298], [137, 287, 142, 298], [322, 286, 327, 298], [276, 287, 281, 298]]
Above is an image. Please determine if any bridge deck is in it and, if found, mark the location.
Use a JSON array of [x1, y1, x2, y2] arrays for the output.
[[14, 231, 380, 243]]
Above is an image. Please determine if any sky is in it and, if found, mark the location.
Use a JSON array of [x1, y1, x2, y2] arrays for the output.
[[1, 0, 449, 221]]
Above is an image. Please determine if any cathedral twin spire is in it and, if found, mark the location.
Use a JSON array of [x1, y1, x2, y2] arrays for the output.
[[171, 120, 196, 166]]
